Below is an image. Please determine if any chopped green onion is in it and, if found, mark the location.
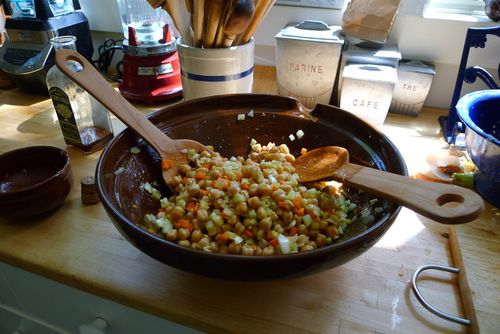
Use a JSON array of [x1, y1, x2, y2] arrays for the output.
[[130, 146, 140, 154], [303, 214, 313, 226]]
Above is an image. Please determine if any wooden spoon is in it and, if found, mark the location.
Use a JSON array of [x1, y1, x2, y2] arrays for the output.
[[213, 0, 236, 48], [221, 0, 255, 47], [235, 0, 275, 45], [164, 0, 193, 45], [203, 0, 225, 48], [55, 49, 207, 189], [293, 146, 485, 224], [191, 0, 204, 47]]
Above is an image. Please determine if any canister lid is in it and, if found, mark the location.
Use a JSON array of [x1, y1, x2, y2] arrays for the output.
[[342, 64, 398, 84], [344, 41, 401, 61], [275, 20, 344, 43], [398, 60, 436, 75]]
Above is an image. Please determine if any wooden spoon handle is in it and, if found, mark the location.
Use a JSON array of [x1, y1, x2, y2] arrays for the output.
[[165, 0, 193, 46], [237, 0, 275, 45], [191, 0, 204, 47], [54, 49, 176, 157], [203, 0, 224, 48], [222, 34, 237, 47], [337, 163, 485, 224]]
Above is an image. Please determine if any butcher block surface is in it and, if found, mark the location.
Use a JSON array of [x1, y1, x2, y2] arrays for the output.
[[0, 66, 498, 333]]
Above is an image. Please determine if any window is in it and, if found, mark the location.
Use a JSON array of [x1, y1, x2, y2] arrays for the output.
[[423, 0, 489, 21]]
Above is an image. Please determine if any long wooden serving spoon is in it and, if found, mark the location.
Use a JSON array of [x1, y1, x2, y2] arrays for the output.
[[55, 49, 207, 189], [293, 146, 485, 224], [221, 0, 255, 47]]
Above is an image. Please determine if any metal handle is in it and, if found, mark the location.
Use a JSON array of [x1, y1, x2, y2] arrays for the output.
[[411, 264, 471, 326]]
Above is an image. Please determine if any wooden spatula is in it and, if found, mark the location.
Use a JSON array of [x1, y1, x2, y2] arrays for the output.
[[55, 49, 207, 189], [293, 146, 485, 224]]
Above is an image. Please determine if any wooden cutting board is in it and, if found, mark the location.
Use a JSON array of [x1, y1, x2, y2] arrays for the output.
[[449, 203, 500, 334]]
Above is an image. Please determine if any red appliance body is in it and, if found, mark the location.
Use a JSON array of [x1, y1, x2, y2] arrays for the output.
[[119, 25, 183, 104]]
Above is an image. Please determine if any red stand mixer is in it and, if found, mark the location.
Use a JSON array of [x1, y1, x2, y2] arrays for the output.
[[116, 0, 182, 104]]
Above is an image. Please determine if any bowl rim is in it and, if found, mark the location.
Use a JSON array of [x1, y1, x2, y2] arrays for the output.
[[456, 89, 500, 146], [0, 145, 71, 196], [95, 94, 407, 265]]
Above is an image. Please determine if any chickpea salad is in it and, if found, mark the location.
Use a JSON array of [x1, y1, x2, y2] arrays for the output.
[[141, 140, 377, 256]]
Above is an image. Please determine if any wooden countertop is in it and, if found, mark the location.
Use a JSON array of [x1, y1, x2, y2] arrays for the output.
[[0, 66, 498, 333]]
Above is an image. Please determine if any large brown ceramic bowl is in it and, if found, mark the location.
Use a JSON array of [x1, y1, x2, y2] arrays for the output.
[[96, 94, 407, 280], [0, 146, 73, 219]]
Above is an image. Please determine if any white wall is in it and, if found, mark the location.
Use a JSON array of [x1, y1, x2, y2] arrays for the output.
[[80, 1, 500, 109], [79, 0, 122, 33]]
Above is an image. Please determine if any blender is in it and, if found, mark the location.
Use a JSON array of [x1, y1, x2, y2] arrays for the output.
[[116, 0, 182, 104], [0, 0, 93, 93]]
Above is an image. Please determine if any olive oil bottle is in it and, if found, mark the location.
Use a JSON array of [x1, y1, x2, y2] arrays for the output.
[[47, 36, 113, 153]]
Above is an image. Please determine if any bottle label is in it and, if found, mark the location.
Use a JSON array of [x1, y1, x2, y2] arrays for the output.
[[49, 86, 82, 145]]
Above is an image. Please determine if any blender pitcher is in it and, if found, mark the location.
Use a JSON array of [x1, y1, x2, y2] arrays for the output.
[[117, 0, 173, 44], [116, 0, 183, 103]]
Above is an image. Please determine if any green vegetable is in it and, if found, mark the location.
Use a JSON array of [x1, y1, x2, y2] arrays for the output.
[[130, 146, 140, 154], [452, 172, 474, 188]]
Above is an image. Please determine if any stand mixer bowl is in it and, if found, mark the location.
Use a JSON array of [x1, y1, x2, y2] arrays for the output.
[[456, 89, 500, 207]]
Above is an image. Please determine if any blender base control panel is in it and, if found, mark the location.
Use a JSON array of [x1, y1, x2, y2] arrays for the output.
[[3, 48, 43, 67]]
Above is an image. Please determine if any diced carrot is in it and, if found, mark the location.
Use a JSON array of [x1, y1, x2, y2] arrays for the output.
[[194, 171, 206, 180], [289, 227, 298, 236], [295, 207, 305, 216], [244, 229, 253, 237], [186, 201, 196, 211], [202, 163, 213, 169], [175, 219, 193, 232], [268, 239, 278, 247], [218, 231, 230, 242], [272, 185, 279, 191], [278, 201, 286, 209], [293, 196, 303, 208], [327, 228, 337, 237], [161, 159, 174, 170], [241, 183, 249, 190]]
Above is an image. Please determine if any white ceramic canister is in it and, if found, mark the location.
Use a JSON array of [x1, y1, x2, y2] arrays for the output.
[[340, 63, 398, 127], [389, 60, 436, 116], [275, 21, 344, 109]]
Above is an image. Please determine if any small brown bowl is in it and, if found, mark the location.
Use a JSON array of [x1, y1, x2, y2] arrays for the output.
[[0, 146, 73, 219]]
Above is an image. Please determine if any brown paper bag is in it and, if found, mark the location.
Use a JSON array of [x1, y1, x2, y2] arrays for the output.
[[342, 0, 401, 43]]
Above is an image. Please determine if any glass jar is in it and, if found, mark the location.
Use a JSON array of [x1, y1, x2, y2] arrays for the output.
[[47, 36, 114, 153]]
